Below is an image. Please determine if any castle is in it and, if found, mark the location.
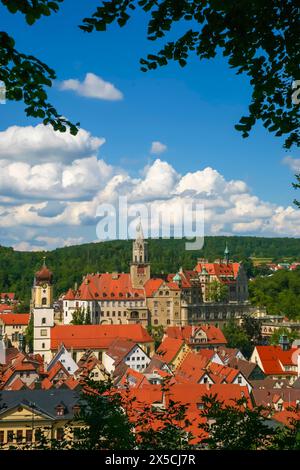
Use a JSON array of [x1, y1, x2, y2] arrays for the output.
[[31, 227, 249, 362], [61, 225, 249, 327]]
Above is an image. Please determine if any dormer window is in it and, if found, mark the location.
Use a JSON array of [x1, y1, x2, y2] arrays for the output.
[[55, 404, 66, 416], [72, 404, 81, 415]]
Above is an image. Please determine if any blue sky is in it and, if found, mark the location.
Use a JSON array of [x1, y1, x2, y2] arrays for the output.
[[0, 1, 300, 250]]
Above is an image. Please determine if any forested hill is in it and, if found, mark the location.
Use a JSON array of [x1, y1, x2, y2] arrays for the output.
[[1, 236, 300, 305]]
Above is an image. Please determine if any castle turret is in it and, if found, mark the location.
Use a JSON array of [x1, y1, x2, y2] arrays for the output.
[[130, 219, 151, 288]]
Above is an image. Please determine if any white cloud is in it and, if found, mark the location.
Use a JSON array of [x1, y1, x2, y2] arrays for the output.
[[150, 141, 167, 155], [1, 124, 300, 250], [0, 124, 104, 164], [282, 156, 300, 172], [59, 73, 123, 101]]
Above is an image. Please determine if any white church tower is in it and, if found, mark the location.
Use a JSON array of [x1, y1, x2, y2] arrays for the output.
[[32, 258, 54, 364]]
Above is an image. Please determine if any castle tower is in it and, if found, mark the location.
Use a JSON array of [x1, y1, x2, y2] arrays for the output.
[[32, 258, 54, 363], [130, 220, 151, 288]]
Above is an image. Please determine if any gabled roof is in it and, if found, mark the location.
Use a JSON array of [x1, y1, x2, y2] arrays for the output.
[[154, 337, 185, 364], [0, 293, 15, 301], [118, 367, 148, 388], [195, 261, 241, 280], [174, 352, 209, 383], [166, 325, 227, 346], [229, 357, 263, 379], [207, 362, 240, 384], [254, 346, 299, 375], [47, 361, 70, 382], [105, 338, 140, 366], [50, 324, 153, 350]]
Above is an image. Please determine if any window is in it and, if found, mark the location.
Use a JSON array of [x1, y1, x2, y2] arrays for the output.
[[26, 430, 32, 443], [238, 376, 242, 384], [56, 406, 65, 417], [16, 430, 23, 443], [167, 319, 171, 325], [42, 297, 47, 306], [40, 329, 47, 337], [154, 319, 158, 325], [42, 317, 46, 324], [42, 343, 45, 349], [7, 431, 14, 443], [0, 431, 4, 444]]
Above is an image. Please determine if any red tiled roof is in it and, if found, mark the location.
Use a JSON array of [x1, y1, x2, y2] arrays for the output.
[[73, 273, 145, 301], [255, 346, 299, 375], [0, 313, 30, 325], [154, 337, 185, 364], [167, 383, 252, 408], [272, 409, 300, 427], [51, 324, 153, 350], [0, 304, 14, 313], [166, 325, 227, 346], [175, 352, 209, 382], [64, 288, 76, 300], [144, 278, 164, 297], [47, 361, 70, 381], [195, 262, 240, 281], [119, 367, 148, 388], [0, 293, 15, 301], [207, 362, 239, 384], [5, 377, 27, 391]]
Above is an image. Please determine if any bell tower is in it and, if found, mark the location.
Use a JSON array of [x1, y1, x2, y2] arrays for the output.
[[32, 258, 54, 364], [130, 220, 151, 288]]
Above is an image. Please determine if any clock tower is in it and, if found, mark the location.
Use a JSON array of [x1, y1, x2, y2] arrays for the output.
[[31, 257, 53, 309], [32, 258, 54, 364]]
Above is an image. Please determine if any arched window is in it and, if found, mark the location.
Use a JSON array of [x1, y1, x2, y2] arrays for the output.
[[42, 297, 47, 306], [42, 317, 46, 324]]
